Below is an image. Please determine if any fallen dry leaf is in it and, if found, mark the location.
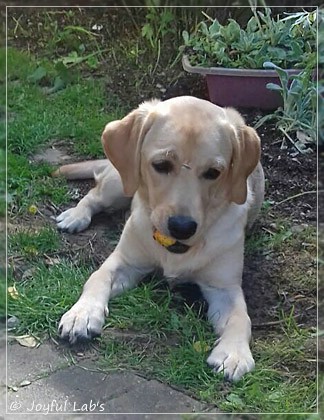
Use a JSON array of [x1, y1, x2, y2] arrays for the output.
[[28, 204, 38, 215], [15, 335, 39, 348], [8, 285, 19, 300], [44, 256, 61, 266], [193, 341, 210, 353], [19, 380, 31, 387]]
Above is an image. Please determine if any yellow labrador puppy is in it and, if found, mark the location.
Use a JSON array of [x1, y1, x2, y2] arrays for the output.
[[55, 96, 264, 382]]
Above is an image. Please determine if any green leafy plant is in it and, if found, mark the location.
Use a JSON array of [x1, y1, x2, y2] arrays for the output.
[[141, 7, 176, 51], [141, 7, 177, 74], [255, 62, 316, 150], [182, 8, 316, 70], [26, 23, 108, 93]]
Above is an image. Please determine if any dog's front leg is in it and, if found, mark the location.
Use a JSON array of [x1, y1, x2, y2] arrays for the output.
[[200, 284, 254, 382], [58, 220, 153, 343]]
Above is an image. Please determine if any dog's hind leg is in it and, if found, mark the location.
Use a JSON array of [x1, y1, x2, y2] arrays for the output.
[[56, 163, 131, 233]]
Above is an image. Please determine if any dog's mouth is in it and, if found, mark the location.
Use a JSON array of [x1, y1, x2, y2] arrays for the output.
[[152, 229, 190, 254]]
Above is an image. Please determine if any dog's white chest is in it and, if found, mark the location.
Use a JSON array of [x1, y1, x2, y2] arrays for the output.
[[159, 247, 207, 280]]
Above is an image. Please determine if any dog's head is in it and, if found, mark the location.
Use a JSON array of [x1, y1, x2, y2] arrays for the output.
[[102, 96, 260, 247]]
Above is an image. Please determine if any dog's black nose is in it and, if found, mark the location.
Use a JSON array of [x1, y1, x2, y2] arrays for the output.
[[168, 216, 197, 240]]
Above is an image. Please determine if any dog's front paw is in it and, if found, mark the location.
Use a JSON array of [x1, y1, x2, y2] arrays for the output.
[[56, 207, 91, 233], [58, 300, 108, 344], [207, 339, 255, 382]]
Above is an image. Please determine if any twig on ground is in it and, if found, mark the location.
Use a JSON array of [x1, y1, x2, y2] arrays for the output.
[[253, 312, 304, 328], [48, 200, 60, 212], [279, 126, 306, 154], [274, 190, 319, 206], [12, 15, 24, 36]]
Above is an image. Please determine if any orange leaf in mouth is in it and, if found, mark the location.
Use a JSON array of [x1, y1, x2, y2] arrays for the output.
[[153, 229, 176, 247]]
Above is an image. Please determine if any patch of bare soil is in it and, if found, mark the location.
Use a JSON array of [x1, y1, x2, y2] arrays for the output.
[[241, 113, 317, 330]]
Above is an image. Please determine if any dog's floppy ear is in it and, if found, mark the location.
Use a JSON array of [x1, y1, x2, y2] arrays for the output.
[[101, 102, 157, 196], [230, 126, 261, 205]]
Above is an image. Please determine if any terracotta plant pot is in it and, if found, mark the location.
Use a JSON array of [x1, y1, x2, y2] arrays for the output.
[[182, 55, 301, 110]]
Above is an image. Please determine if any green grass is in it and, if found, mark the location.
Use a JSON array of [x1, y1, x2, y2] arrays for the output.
[[7, 47, 124, 157], [8, 78, 119, 156], [5, 47, 126, 215], [8, 153, 69, 213], [246, 218, 316, 255], [0, 277, 4, 318], [101, 281, 316, 412], [101, 281, 317, 412], [9, 227, 61, 260], [8, 260, 92, 336], [0, 149, 5, 217]]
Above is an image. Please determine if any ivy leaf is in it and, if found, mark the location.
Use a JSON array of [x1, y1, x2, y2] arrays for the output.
[[28, 66, 47, 83], [43, 76, 66, 95], [141, 23, 154, 40]]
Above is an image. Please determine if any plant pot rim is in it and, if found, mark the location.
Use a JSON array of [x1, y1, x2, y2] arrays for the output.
[[182, 55, 301, 77]]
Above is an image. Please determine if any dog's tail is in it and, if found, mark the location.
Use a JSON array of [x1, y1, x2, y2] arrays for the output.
[[52, 160, 108, 180]]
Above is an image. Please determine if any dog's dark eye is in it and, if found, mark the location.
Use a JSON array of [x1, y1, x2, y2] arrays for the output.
[[202, 168, 220, 180], [152, 160, 173, 174]]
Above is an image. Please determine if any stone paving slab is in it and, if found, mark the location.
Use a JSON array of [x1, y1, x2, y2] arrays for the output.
[[7, 366, 207, 414], [7, 341, 71, 385], [5, 341, 217, 416]]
